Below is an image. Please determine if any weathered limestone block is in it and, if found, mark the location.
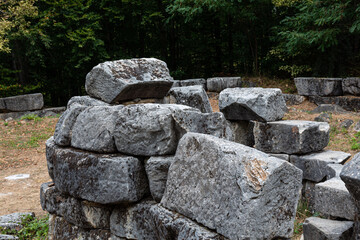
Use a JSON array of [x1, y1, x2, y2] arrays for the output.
[[219, 87, 286, 122], [67, 95, 110, 109], [172, 78, 206, 89], [289, 150, 350, 182], [46, 141, 149, 204], [0, 212, 35, 230], [165, 85, 212, 113], [71, 105, 123, 153], [254, 120, 330, 154], [53, 104, 87, 146], [114, 104, 177, 156], [161, 133, 303, 240], [314, 178, 356, 220], [85, 58, 173, 103], [0, 93, 43, 112], [343, 77, 360, 96], [309, 95, 360, 111], [282, 94, 306, 105], [295, 77, 343, 96], [207, 77, 252, 92], [227, 120, 255, 147], [303, 217, 353, 240], [40, 182, 112, 229], [48, 215, 113, 240], [145, 156, 175, 202]]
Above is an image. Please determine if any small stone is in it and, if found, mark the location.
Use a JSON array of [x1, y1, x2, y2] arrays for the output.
[[311, 104, 347, 114], [354, 121, 360, 132], [342, 77, 360, 96], [295, 77, 343, 96], [4, 174, 30, 180], [0, 212, 35, 230], [254, 120, 330, 154], [0, 234, 18, 239], [67, 96, 110, 109], [303, 217, 353, 240], [219, 87, 286, 122], [0, 93, 44, 112], [314, 112, 331, 123], [282, 94, 306, 105], [340, 119, 354, 129]]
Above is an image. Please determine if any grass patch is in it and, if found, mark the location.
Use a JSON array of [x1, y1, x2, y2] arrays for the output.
[[293, 200, 321, 237], [350, 131, 360, 150], [20, 114, 42, 122]]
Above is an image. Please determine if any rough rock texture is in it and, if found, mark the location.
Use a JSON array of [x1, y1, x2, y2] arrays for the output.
[[46, 140, 149, 204], [46, 137, 56, 180], [303, 217, 353, 240], [340, 119, 354, 129], [40, 182, 112, 229], [269, 153, 290, 161], [314, 178, 356, 220], [114, 104, 177, 156], [85, 58, 173, 103], [67, 96, 110, 109], [145, 156, 175, 202], [71, 105, 123, 153], [309, 96, 360, 112], [227, 120, 255, 147], [207, 77, 254, 92], [165, 85, 212, 113], [295, 77, 343, 96], [0, 212, 35, 230], [53, 104, 87, 146], [254, 120, 330, 154], [161, 133, 303, 240], [343, 77, 360, 96], [172, 78, 206, 89], [314, 112, 331, 123], [0, 235, 18, 239], [219, 88, 286, 122], [326, 164, 344, 180], [0, 93, 43, 112], [0, 107, 65, 120], [311, 104, 347, 114], [289, 150, 350, 182], [48, 215, 112, 240], [282, 94, 306, 105]]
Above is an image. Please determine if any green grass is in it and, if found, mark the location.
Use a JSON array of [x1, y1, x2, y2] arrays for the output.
[[350, 131, 360, 150], [293, 200, 321, 237], [20, 114, 42, 122]]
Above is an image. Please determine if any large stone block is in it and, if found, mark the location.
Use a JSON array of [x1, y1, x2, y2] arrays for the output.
[[0, 93, 43, 112], [227, 120, 255, 147], [161, 133, 303, 240], [254, 120, 330, 154], [46, 141, 149, 204], [219, 87, 286, 122], [0, 107, 65, 120], [207, 77, 253, 92], [343, 77, 360, 96], [40, 182, 112, 229], [303, 217, 353, 240], [290, 150, 350, 182], [85, 58, 173, 103], [314, 178, 356, 220], [165, 85, 212, 113], [67, 95, 110, 108], [282, 94, 306, 105], [295, 77, 343, 96], [172, 78, 206, 89], [309, 95, 360, 111], [71, 105, 123, 153], [145, 156, 175, 202]]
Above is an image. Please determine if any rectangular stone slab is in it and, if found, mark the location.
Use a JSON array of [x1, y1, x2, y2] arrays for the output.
[[0, 93, 44, 112], [295, 77, 343, 96], [161, 132, 303, 240], [303, 217, 353, 240]]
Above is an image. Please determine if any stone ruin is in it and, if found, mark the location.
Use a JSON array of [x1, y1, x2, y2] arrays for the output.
[[38, 58, 360, 239]]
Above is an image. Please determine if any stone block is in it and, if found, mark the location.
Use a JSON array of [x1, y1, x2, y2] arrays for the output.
[[254, 120, 330, 154], [67, 96, 110, 109], [269, 153, 290, 161], [165, 85, 212, 113], [309, 95, 360, 112], [207, 76, 253, 92], [85, 58, 173, 103], [342, 77, 360, 96], [161, 133, 303, 240], [219, 87, 286, 122], [283, 94, 306, 105], [314, 178, 356, 220], [227, 120, 255, 147], [71, 105, 123, 153], [0, 93, 43, 112], [0, 235, 18, 239], [326, 164, 344, 180], [172, 78, 206, 89], [295, 77, 343, 96], [311, 104, 347, 114], [290, 150, 350, 182], [46, 142, 149, 204], [145, 156, 175, 202], [0, 107, 65, 120], [303, 217, 353, 240], [40, 182, 112, 229], [0, 212, 34, 231]]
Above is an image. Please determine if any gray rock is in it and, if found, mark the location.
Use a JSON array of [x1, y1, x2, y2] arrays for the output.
[[85, 58, 173, 103], [0, 93, 43, 112], [227, 120, 255, 147], [0, 212, 35, 230], [172, 78, 206, 89], [165, 85, 212, 113], [0, 235, 18, 240], [314, 178, 356, 220], [311, 104, 347, 114], [269, 153, 290, 161], [114, 104, 177, 156], [309, 95, 360, 112], [302, 180, 317, 211], [67, 96, 110, 109], [326, 164, 344, 180], [303, 217, 353, 240], [314, 113, 331, 123], [295, 77, 343, 96], [207, 77, 254, 92], [161, 133, 303, 240], [354, 121, 360, 132], [342, 77, 360, 96], [145, 156, 175, 202], [0, 107, 65, 120], [219, 87, 286, 122], [46, 137, 56, 180], [53, 104, 87, 146], [46, 142, 149, 204], [40, 182, 112, 229], [340, 119, 354, 129], [289, 150, 350, 182], [254, 120, 330, 154], [71, 105, 123, 153], [283, 94, 306, 105], [48, 215, 112, 240]]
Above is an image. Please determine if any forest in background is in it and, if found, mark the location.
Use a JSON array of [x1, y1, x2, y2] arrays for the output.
[[1, 0, 360, 106]]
